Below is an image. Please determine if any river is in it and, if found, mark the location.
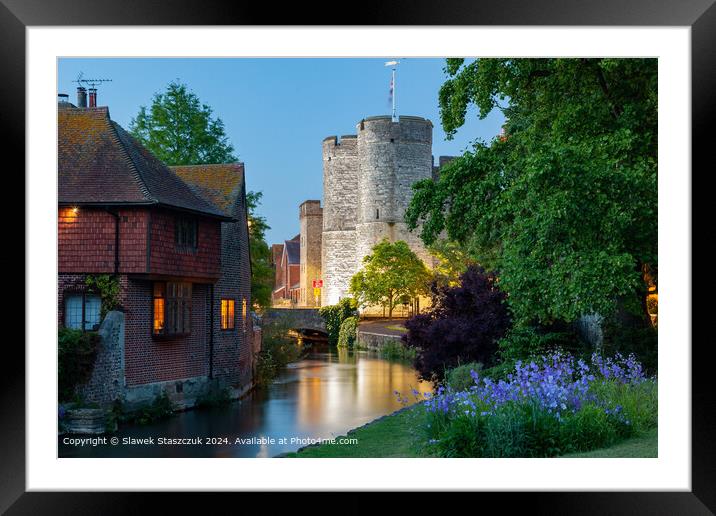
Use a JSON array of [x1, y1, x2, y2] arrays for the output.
[[58, 347, 432, 458]]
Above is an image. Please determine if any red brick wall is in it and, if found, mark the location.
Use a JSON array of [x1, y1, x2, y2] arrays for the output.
[[58, 207, 147, 274], [288, 264, 300, 290], [149, 209, 221, 279], [210, 188, 253, 388], [123, 278, 210, 386]]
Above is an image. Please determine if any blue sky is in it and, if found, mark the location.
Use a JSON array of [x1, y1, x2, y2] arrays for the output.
[[58, 58, 504, 245]]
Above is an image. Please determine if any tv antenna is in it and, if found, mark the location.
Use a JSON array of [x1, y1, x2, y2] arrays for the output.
[[72, 71, 112, 89]]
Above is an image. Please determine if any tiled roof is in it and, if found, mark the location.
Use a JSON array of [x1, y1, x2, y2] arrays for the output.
[[284, 239, 300, 264], [171, 163, 245, 219], [58, 105, 230, 219]]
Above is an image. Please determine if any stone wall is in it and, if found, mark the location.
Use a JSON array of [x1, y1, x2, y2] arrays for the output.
[[356, 330, 403, 351], [321, 230, 356, 305], [76, 310, 126, 405]]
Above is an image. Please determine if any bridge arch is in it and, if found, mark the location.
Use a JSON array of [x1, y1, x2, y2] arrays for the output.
[[262, 308, 327, 338]]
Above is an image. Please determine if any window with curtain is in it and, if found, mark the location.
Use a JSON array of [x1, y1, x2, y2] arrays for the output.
[[221, 299, 235, 330]]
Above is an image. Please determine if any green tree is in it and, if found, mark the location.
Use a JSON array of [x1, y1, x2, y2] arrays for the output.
[[129, 80, 237, 166], [406, 58, 657, 326], [349, 239, 430, 319], [246, 191, 273, 311], [428, 239, 474, 287]]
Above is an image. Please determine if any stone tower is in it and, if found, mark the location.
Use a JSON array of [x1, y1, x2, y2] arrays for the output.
[[299, 200, 323, 307], [321, 116, 435, 307], [355, 115, 434, 267], [321, 135, 359, 306]]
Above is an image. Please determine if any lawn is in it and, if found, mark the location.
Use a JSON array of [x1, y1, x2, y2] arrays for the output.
[[561, 427, 658, 458], [283, 405, 429, 458], [285, 405, 658, 458]]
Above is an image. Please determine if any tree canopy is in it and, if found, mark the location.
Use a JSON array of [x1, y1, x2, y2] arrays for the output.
[[406, 58, 657, 326], [349, 239, 430, 319], [129, 80, 237, 166], [246, 191, 274, 311]]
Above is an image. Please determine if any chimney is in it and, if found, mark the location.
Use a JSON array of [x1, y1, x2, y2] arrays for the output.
[[77, 86, 87, 108], [57, 93, 69, 104], [88, 88, 97, 107]]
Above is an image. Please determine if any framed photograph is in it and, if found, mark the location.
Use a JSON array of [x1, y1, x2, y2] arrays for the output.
[[5, 0, 711, 510]]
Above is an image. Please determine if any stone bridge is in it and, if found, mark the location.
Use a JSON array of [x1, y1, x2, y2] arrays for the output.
[[262, 308, 326, 335]]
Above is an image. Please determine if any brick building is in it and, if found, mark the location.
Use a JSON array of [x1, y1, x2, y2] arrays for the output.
[[58, 95, 256, 408], [271, 235, 300, 306]]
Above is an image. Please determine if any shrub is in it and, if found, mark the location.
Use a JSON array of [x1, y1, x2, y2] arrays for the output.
[[319, 298, 358, 346], [255, 316, 304, 386], [337, 316, 359, 348], [403, 265, 511, 383], [58, 328, 100, 401], [498, 323, 584, 363], [255, 349, 278, 387], [446, 362, 483, 391], [420, 351, 655, 457], [380, 339, 417, 361]]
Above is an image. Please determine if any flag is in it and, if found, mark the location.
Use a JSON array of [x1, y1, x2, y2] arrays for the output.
[[388, 75, 394, 105]]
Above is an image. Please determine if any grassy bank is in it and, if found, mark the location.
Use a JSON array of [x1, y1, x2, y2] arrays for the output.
[[285, 404, 657, 458], [283, 405, 431, 458]]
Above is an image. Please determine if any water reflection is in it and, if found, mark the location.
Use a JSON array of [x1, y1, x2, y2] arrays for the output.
[[59, 348, 432, 458]]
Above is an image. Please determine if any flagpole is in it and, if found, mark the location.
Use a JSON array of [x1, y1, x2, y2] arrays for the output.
[[385, 60, 399, 121]]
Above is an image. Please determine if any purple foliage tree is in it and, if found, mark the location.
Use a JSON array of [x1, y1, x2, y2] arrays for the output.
[[404, 264, 511, 383]]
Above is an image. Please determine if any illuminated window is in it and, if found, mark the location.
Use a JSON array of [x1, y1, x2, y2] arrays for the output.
[[242, 298, 248, 330], [221, 299, 235, 330], [64, 293, 101, 331], [153, 282, 192, 336]]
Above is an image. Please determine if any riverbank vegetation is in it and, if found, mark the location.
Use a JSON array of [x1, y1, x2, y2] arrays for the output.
[[337, 316, 359, 349], [58, 328, 100, 402], [319, 298, 358, 346], [290, 351, 657, 458], [255, 316, 305, 386], [379, 339, 417, 361]]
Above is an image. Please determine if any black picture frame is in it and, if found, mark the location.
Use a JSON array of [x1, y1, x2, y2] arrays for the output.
[[4, 0, 711, 512]]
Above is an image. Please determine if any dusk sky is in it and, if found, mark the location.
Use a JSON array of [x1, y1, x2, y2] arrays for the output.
[[58, 58, 505, 245]]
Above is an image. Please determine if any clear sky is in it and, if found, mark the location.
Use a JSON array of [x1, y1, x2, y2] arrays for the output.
[[58, 58, 504, 245]]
